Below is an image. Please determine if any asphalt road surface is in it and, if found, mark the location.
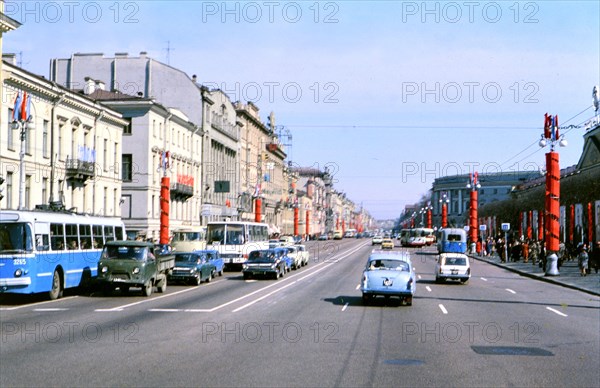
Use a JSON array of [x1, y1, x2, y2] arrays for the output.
[[1, 239, 599, 387]]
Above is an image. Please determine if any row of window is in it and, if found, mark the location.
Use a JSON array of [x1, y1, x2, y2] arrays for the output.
[[39, 224, 125, 252]]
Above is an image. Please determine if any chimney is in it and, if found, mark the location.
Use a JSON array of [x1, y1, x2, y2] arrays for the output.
[[95, 80, 106, 91], [192, 74, 197, 83], [83, 77, 95, 95]]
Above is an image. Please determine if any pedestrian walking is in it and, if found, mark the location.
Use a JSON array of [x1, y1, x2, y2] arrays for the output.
[[530, 240, 539, 266], [578, 244, 589, 276]]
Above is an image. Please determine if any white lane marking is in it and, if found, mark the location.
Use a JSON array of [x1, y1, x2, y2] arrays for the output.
[[230, 243, 370, 313], [0, 296, 78, 311], [481, 277, 488, 281], [505, 288, 516, 294], [355, 284, 360, 290], [438, 304, 448, 314], [148, 309, 180, 312], [232, 281, 298, 312], [425, 286, 432, 292], [546, 306, 568, 317], [33, 308, 69, 311], [342, 302, 349, 312], [94, 283, 217, 312]]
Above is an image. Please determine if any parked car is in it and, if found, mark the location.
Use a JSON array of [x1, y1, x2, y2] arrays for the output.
[[381, 238, 394, 250], [169, 251, 216, 285], [360, 251, 415, 305], [243, 248, 289, 280], [285, 245, 303, 270], [372, 235, 383, 245], [435, 253, 471, 284], [279, 235, 295, 246], [295, 244, 310, 266], [318, 234, 329, 240]]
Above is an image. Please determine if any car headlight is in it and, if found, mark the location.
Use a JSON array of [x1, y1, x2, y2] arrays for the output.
[[132, 267, 140, 274], [14, 269, 22, 277], [242, 264, 248, 270], [101, 266, 108, 273]]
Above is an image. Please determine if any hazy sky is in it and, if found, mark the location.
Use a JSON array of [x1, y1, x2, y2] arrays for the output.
[[4, 1, 599, 219]]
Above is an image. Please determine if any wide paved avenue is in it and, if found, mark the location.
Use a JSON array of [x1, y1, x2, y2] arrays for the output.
[[1, 239, 599, 387]]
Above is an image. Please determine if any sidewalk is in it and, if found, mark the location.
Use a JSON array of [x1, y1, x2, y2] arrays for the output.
[[469, 252, 600, 297]]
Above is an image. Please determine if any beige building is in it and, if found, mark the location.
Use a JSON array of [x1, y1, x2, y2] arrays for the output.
[[235, 102, 287, 233], [82, 83, 203, 240], [1, 60, 127, 215]]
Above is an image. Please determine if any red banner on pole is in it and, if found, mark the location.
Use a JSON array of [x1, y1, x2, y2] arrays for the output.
[[469, 190, 478, 243], [254, 198, 262, 223]]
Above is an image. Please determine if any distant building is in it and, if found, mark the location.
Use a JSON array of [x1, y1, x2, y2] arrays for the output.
[[431, 171, 540, 228]]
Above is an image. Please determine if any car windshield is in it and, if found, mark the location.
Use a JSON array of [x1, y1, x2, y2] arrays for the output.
[[103, 246, 148, 261], [248, 250, 277, 262], [444, 257, 467, 266], [367, 259, 409, 271], [175, 253, 200, 263]]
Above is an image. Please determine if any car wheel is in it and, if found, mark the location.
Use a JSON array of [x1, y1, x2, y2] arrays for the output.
[[219, 268, 224, 276], [435, 277, 443, 284], [194, 273, 202, 285], [206, 271, 212, 283], [461, 279, 469, 285], [157, 276, 167, 293], [102, 284, 114, 296], [362, 294, 371, 305], [48, 270, 63, 300], [142, 281, 153, 297], [243, 273, 250, 280], [405, 296, 413, 306]]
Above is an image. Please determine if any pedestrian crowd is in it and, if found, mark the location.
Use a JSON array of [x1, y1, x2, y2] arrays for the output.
[[473, 234, 600, 275]]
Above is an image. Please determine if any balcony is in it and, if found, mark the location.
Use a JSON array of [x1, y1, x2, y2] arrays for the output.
[[171, 174, 194, 200], [65, 157, 95, 182]]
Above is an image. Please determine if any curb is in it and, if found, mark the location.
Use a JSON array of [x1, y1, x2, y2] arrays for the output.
[[469, 254, 600, 297]]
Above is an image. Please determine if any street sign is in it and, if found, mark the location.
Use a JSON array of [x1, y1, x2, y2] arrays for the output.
[[479, 225, 487, 231], [501, 223, 510, 231]]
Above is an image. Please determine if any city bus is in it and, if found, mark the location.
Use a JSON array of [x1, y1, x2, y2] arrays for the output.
[[171, 226, 207, 252], [0, 209, 125, 299], [206, 221, 270, 270]]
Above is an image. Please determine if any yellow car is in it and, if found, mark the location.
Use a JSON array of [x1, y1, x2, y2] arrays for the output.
[[381, 238, 394, 250]]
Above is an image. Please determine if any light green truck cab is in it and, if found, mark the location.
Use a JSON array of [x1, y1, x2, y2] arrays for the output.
[[97, 241, 175, 296]]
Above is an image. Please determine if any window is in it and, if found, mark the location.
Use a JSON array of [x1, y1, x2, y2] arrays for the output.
[[124, 118, 132, 135], [92, 225, 104, 248], [79, 224, 92, 249], [65, 224, 79, 249], [103, 139, 108, 171], [50, 223, 65, 250], [7, 108, 14, 150], [122, 154, 133, 181], [6, 172, 14, 208], [43, 120, 49, 158]]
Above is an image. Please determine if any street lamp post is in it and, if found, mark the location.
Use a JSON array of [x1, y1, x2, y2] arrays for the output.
[[439, 192, 449, 228], [539, 113, 567, 276], [11, 92, 35, 210]]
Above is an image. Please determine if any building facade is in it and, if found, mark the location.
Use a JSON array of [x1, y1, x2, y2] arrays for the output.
[[1, 59, 126, 215]]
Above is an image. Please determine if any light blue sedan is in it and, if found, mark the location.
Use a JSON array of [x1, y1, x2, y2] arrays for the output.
[[360, 252, 415, 306]]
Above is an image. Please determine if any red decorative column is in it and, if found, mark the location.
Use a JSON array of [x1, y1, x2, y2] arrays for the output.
[[305, 210, 310, 237], [545, 151, 560, 253], [441, 202, 448, 228], [469, 188, 478, 244], [254, 198, 262, 223], [293, 207, 299, 236], [160, 176, 170, 244]]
